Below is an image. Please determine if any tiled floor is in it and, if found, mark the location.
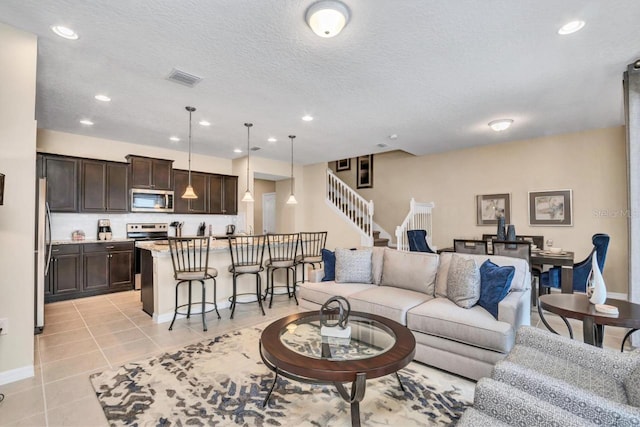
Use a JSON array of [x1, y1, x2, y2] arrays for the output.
[[0, 292, 635, 426]]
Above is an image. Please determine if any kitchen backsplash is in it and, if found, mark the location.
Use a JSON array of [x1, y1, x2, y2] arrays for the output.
[[51, 212, 245, 241]]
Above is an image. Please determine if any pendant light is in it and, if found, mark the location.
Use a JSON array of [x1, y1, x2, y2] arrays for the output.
[[181, 106, 198, 199], [286, 135, 298, 205], [241, 123, 254, 203]]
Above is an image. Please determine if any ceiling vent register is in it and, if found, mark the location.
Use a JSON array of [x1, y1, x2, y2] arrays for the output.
[[166, 68, 202, 87]]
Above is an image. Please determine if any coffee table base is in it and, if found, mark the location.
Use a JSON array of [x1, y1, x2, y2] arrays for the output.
[[259, 340, 404, 427]]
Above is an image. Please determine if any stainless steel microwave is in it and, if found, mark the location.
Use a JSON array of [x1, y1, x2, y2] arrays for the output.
[[130, 189, 174, 213]]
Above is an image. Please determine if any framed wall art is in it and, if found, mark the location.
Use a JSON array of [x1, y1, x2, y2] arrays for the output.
[[336, 158, 351, 171], [476, 193, 511, 225], [528, 189, 573, 226], [357, 155, 373, 189]]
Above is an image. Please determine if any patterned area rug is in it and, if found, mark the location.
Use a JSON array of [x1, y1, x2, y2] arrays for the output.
[[90, 325, 474, 426]]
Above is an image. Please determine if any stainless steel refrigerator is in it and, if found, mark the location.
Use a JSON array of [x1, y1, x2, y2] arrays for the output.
[[34, 177, 51, 334]]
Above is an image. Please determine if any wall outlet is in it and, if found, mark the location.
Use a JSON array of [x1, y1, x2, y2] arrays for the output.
[[0, 318, 8, 335]]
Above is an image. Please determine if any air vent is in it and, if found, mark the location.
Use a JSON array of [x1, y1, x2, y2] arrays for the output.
[[166, 68, 202, 87], [377, 143, 388, 148], [250, 146, 261, 151]]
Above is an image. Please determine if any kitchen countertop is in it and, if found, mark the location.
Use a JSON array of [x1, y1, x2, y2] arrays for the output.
[[136, 238, 229, 253], [51, 238, 135, 245]]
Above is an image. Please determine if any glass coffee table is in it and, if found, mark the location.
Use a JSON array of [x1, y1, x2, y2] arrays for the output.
[[259, 311, 416, 427]]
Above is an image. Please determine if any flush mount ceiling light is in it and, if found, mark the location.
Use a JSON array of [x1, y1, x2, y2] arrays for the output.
[[286, 135, 298, 205], [558, 20, 585, 35], [306, 0, 350, 38], [199, 120, 211, 126], [302, 115, 314, 122], [241, 123, 255, 203], [51, 25, 79, 40], [488, 119, 514, 132], [181, 106, 198, 199], [79, 119, 94, 126], [94, 94, 111, 102]]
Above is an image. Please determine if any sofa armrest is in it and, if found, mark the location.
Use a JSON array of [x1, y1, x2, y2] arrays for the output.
[[308, 268, 325, 283], [497, 288, 531, 329], [514, 326, 639, 380], [492, 360, 640, 425], [473, 378, 598, 427]]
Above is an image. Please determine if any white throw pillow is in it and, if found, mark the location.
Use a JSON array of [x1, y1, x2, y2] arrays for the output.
[[446, 254, 481, 308], [335, 248, 373, 283]]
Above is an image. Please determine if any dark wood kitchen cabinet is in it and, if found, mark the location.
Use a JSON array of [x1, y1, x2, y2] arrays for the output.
[[173, 170, 217, 214], [45, 244, 82, 302], [209, 175, 238, 215], [43, 155, 79, 212], [80, 160, 129, 212], [172, 169, 190, 213], [126, 155, 173, 190], [83, 242, 134, 292]]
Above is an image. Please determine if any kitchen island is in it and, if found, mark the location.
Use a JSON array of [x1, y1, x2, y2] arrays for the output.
[[137, 238, 280, 323]]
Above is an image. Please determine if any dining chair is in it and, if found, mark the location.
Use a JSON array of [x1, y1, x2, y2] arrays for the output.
[[539, 233, 610, 294], [453, 239, 488, 255], [167, 236, 220, 332], [492, 240, 532, 265], [407, 229, 435, 253], [228, 235, 266, 319], [264, 233, 299, 308], [296, 231, 327, 285]]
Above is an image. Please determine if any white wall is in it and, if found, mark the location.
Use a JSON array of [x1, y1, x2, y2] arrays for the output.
[[0, 23, 37, 384]]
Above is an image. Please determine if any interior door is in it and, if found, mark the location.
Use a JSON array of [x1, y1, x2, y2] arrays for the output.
[[262, 192, 276, 234]]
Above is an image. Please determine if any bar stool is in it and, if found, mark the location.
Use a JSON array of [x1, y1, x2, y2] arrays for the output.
[[168, 236, 220, 332], [228, 235, 266, 319], [296, 231, 327, 285], [264, 233, 299, 308]]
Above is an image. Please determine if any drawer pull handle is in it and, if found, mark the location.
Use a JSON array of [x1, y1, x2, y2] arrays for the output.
[[106, 246, 115, 249], [51, 249, 60, 252]]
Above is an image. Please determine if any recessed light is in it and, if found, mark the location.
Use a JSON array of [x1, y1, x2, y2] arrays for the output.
[[488, 119, 513, 132], [234, 148, 243, 153], [267, 137, 277, 143], [169, 136, 180, 142], [389, 134, 398, 140], [558, 20, 585, 35], [302, 115, 314, 122], [199, 120, 211, 126], [51, 25, 79, 40], [79, 119, 94, 126], [94, 94, 111, 102]]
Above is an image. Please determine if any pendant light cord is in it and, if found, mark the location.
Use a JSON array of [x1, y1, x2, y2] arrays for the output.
[[245, 123, 253, 191], [289, 135, 296, 194], [186, 106, 196, 186]]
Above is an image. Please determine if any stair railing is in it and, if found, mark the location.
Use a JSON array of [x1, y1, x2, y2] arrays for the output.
[[326, 168, 374, 246], [395, 198, 435, 251]]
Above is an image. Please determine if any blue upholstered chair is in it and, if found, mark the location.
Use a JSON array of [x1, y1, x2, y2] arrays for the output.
[[407, 229, 435, 253], [539, 233, 610, 293]]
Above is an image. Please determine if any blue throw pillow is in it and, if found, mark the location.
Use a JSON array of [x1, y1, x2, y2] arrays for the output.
[[321, 249, 336, 282], [478, 259, 515, 319]]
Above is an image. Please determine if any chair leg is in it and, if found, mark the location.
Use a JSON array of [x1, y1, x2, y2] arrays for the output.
[[186, 280, 192, 319], [269, 268, 275, 309], [290, 267, 298, 305], [212, 277, 220, 319], [257, 274, 266, 315], [200, 280, 207, 332], [230, 274, 237, 319], [169, 280, 182, 331]]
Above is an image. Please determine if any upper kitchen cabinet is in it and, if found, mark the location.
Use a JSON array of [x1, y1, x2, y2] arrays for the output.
[[209, 175, 238, 215], [80, 159, 128, 212], [42, 155, 79, 212], [173, 169, 209, 214], [126, 155, 173, 190]]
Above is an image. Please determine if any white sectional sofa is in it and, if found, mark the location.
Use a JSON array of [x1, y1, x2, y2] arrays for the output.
[[298, 247, 531, 380]]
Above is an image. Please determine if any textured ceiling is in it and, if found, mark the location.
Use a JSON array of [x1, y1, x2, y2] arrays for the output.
[[1, 0, 640, 164]]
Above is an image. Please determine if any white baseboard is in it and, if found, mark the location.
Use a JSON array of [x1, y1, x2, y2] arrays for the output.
[[0, 364, 35, 386], [154, 300, 232, 324], [608, 292, 628, 300]]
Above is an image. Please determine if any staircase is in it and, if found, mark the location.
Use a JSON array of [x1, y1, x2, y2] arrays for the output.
[[395, 198, 435, 251], [373, 230, 389, 247], [326, 169, 374, 246]]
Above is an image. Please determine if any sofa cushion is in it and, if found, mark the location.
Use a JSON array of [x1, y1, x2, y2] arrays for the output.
[[446, 255, 480, 309], [335, 248, 372, 283], [407, 297, 514, 353], [298, 281, 376, 306], [371, 246, 385, 285], [348, 286, 433, 325], [478, 260, 515, 319], [321, 249, 335, 281], [380, 248, 438, 295], [436, 252, 529, 297]]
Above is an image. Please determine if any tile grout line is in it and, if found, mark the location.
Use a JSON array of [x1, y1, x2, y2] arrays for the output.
[[37, 335, 50, 427], [105, 293, 165, 354], [72, 299, 114, 371]]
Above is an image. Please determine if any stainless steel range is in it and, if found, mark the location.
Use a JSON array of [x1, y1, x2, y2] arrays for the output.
[[127, 223, 168, 289]]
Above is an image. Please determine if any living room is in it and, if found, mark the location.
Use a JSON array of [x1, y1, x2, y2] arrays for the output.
[[1, 1, 640, 425]]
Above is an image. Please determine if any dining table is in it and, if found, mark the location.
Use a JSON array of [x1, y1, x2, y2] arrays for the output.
[[530, 249, 575, 294]]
